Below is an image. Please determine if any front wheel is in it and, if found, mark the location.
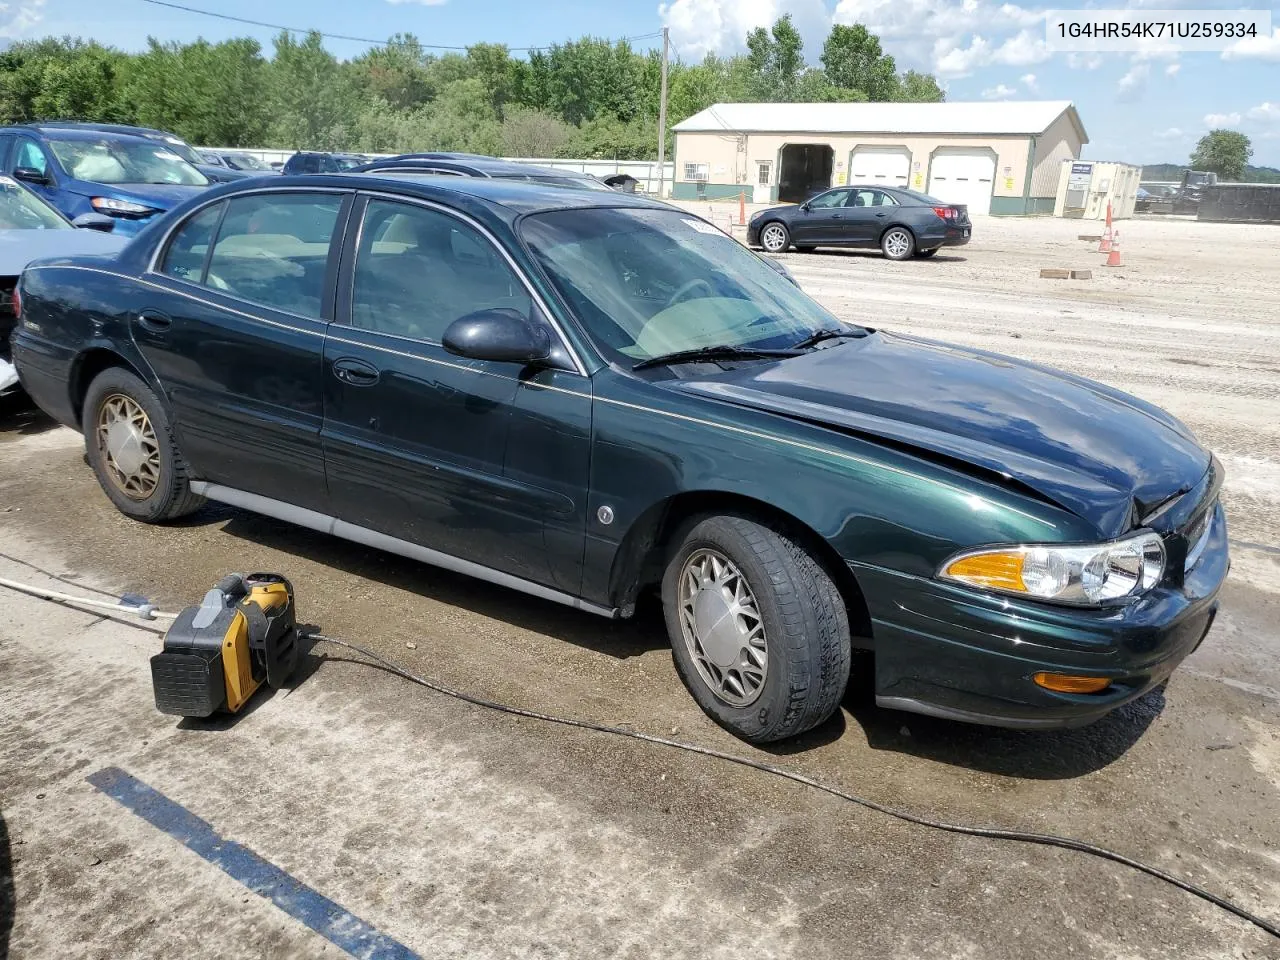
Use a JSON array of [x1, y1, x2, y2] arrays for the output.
[[759, 221, 791, 253], [83, 367, 205, 523], [662, 515, 852, 744], [881, 226, 915, 261]]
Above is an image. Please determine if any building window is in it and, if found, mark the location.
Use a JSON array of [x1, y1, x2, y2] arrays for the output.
[[684, 162, 708, 181], [757, 161, 772, 186]]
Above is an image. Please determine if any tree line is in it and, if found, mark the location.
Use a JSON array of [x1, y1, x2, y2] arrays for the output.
[[0, 16, 943, 159]]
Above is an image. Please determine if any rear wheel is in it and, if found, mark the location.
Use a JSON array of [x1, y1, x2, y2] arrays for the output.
[[662, 514, 852, 744], [881, 227, 915, 261], [83, 367, 204, 523], [760, 221, 791, 253]]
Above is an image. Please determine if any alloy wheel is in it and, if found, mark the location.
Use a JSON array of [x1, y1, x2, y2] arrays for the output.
[[96, 394, 161, 500], [761, 223, 788, 252], [884, 229, 911, 259], [678, 548, 769, 706]]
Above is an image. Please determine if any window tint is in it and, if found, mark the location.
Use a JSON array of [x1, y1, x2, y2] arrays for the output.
[[808, 189, 850, 209], [161, 202, 225, 283], [15, 139, 48, 176], [351, 199, 531, 342], [850, 190, 896, 207], [203, 193, 342, 318]]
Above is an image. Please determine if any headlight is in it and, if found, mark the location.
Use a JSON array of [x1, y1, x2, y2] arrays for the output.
[[939, 532, 1165, 606], [91, 197, 158, 216]]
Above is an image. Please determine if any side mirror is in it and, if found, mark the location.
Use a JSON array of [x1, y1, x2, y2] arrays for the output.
[[13, 166, 49, 186], [799, 200, 811, 212], [442, 308, 551, 364], [71, 212, 116, 233]]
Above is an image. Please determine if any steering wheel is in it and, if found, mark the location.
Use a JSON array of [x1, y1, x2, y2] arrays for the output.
[[664, 278, 714, 310]]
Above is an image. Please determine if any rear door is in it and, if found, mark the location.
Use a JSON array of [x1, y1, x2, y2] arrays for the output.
[[137, 188, 352, 511], [845, 189, 898, 245], [322, 194, 592, 589]]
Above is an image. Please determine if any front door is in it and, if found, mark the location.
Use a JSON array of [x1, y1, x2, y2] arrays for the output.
[[322, 195, 592, 589], [795, 188, 852, 244], [135, 189, 351, 511]]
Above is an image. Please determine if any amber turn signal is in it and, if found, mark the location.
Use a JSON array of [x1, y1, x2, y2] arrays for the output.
[[1033, 672, 1112, 694]]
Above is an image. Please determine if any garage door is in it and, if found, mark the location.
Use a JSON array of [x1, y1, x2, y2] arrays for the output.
[[848, 146, 910, 186], [927, 149, 996, 214]]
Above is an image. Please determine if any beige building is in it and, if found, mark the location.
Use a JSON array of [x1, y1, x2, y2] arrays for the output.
[[671, 100, 1088, 216]]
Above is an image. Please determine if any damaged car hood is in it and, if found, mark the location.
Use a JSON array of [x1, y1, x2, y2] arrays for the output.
[[666, 331, 1209, 537]]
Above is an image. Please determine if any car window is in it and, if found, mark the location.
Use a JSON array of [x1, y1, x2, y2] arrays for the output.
[[850, 190, 896, 208], [350, 199, 531, 342], [808, 190, 850, 209], [46, 138, 206, 186], [15, 139, 48, 176], [203, 193, 342, 318], [0, 135, 14, 168], [160, 202, 225, 283]]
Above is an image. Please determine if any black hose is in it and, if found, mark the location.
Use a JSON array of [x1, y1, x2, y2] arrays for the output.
[[306, 632, 1280, 943]]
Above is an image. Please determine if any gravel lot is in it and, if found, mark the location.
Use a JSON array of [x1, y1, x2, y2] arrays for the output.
[[1, 213, 1278, 960]]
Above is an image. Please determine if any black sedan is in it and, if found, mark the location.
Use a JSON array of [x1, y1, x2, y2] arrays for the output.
[[748, 185, 971, 260], [11, 175, 1225, 744], [353, 153, 615, 192]]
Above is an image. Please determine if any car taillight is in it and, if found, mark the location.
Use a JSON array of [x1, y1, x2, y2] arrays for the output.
[[11, 286, 20, 319], [933, 206, 956, 219]]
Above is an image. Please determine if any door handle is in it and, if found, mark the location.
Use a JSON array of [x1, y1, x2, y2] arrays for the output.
[[137, 310, 172, 332], [875, 212, 888, 218], [831, 213, 843, 218], [332, 357, 380, 386]]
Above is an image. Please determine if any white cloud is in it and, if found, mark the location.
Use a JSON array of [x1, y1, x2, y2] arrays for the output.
[[1204, 112, 1243, 127], [1066, 51, 1103, 70], [1153, 127, 1184, 140], [1116, 62, 1149, 102], [1247, 102, 1280, 124], [1165, 62, 1181, 77], [660, 0, 830, 60], [981, 83, 1018, 99], [1019, 72, 1037, 90], [1222, 27, 1280, 62], [0, 0, 45, 38]]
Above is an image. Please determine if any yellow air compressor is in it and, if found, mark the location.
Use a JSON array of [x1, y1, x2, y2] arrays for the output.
[[150, 573, 299, 717]]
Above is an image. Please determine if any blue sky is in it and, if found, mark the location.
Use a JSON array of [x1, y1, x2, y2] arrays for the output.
[[3, 0, 1278, 165]]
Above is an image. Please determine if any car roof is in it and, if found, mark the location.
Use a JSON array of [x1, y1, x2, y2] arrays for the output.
[[363, 156, 598, 181], [30, 121, 182, 140], [13, 125, 172, 146], [316, 171, 668, 214]]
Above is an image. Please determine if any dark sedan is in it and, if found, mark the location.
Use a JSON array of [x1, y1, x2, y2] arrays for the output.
[[12, 176, 1225, 744], [353, 153, 615, 192], [748, 185, 972, 260]]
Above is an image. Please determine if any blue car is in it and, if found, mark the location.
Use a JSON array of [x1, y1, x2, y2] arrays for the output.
[[0, 125, 210, 237]]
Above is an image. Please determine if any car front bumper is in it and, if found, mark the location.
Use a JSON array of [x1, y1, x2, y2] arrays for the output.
[[852, 502, 1228, 729]]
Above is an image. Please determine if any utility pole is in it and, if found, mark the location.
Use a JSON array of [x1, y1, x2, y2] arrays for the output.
[[657, 26, 669, 199]]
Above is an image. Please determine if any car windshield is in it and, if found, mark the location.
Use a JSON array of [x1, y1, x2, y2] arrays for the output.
[[149, 136, 203, 167], [895, 189, 944, 205], [522, 208, 851, 364], [228, 153, 271, 171], [0, 178, 68, 230], [48, 138, 208, 186]]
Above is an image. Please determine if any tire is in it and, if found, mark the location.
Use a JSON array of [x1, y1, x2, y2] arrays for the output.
[[915, 248, 939, 258], [82, 367, 204, 523], [662, 514, 852, 744], [759, 221, 791, 253], [881, 226, 915, 261]]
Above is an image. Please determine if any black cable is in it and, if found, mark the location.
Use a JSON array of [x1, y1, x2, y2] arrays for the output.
[[138, 0, 664, 51], [0, 549, 122, 599], [307, 632, 1280, 943]]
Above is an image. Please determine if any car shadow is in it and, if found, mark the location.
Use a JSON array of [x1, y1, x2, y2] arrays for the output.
[[0, 392, 58, 436], [212, 509, 667, 661], [798, 249, 968, 263], [200, 510, 1159, 777], [1, 809, 13, 960], [843, 682, 1165, 780]]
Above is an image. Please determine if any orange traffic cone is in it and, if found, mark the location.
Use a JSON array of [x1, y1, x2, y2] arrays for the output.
[[1098, 201, 1113, 252], [1105, 229, 1123, 267]]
